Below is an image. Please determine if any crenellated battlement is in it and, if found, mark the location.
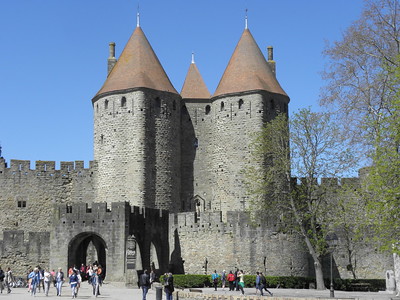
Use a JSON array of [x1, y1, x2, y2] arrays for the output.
[[0, 158, 97, 178], [170, 210, 279, 235], [56, 202, 169, 224], [294, 176, 360, 188]]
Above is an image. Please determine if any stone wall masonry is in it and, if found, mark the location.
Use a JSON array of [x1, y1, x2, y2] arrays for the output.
[[93, 89, 181, 212], [209, 91, 289, 217], [0, 159, 95, 238], [0, 230, 50, 276], [181, 99, 214, 213], [169, 211, 309, 276]]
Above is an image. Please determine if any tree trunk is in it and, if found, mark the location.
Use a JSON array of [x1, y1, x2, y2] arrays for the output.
[[394, 253, 400, 296], [289, 196, 326, 290], [313, 258, 325, 290]]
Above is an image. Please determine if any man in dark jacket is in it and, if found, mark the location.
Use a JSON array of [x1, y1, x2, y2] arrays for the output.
[[139, 269, 151, 300], [0, 267, 4, 293], [164, 272, 174, 300]]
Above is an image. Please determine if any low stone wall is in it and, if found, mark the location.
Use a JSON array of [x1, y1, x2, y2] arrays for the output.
[[174, 291, 356, 300]]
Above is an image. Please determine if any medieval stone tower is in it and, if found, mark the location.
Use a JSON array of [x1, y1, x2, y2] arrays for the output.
[[92, 24, 181, 212], [92, 19, 290, 217], [180, 28, 289, 216]]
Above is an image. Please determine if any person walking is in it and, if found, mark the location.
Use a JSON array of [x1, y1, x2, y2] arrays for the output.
[[4, 267, 13, 294], [55, 267, 65, 296], [91, 269, 100, 297], [139, 269, 151, 300], [227, 271, 235, 291], [211, 270, 220, 291], [43, 269, 52, 296], [164, 272, 174, 300], [0, 266, 5, 294], [237, 270, 245, 295], [221, 270, 226, 290], [256, 272, 262, 295], [30, 268, 41, 296], [260, 272, 273, 296], [69, 269, 79, 298]]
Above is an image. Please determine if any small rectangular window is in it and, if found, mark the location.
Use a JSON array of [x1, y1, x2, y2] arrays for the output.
[[17, 201, 26, 208]]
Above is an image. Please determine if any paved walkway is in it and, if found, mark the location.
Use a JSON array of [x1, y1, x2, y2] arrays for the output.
[[0, 282, 399, 300]]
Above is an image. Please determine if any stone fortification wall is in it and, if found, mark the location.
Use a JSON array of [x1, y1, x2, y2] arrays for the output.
[[181, 99, 214, 212], [0, 158, 95, 237], [169, 210, 309, 276], [0, 230, 50, 276], [52, 202, 129, 282], [93, 89, 181, 212], [209, 91, 289, 216]]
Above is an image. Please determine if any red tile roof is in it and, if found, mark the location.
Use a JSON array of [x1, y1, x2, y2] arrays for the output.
[[213, 29, 287, 98], [94, 26, 178, 100], [181, 62, 211, 99]]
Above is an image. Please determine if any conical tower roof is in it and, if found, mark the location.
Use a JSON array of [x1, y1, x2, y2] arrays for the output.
[[213, 29, 287, 98], [181, 58, 211, 99], [93, 26, 178, 101]]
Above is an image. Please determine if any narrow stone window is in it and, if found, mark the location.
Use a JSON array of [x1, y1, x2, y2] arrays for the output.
[[100, 134, 104, 144], [121, 97, 126, 107], [105, 99, 109, 110], [239, 99, 244, 109], [173, 100, 176, 110], [220, 101, 225, 111], [96, 104, 99, 113], [155, 97, 161, 108], [17, 200, 26, 208], [205, 105, 211, 115], [270, 99, 275, 110]]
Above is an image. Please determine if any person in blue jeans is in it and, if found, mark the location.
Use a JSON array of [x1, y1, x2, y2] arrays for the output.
[[164, 272, 174, 300], [55, 268, 65, 296], [139, 269, 151, 300], [29, 268, 41, 296], [69, 269, 78, 298]]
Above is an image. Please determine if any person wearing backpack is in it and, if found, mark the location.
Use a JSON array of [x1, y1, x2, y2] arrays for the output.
[[260, 272, 273, 296], [211, 270, 220, 291]]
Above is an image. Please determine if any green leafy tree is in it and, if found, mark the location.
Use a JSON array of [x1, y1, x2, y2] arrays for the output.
[[363, 56, 400, 253], [246, 108, 357, 289], [321, 0, 400, 156]]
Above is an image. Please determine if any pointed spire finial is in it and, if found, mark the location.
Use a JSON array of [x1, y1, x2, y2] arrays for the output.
[[191, 52, 195, 64], [245, 8, 248, 29], [137, 3, 140, 27]]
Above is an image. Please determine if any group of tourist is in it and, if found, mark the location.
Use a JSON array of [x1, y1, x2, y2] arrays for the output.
[[0, 262, 104, 298], [212, 269, 273, 296]]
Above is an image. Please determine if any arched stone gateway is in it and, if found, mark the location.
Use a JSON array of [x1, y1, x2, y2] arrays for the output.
[[52, 202, 171, 284], [68, 232, 107, 278]]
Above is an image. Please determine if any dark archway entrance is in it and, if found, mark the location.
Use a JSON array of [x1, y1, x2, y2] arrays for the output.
[[68, 232, 107, 279]]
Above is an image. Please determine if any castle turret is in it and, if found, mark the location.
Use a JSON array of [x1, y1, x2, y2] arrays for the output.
[[92, 21, 181, 212], [180, 55, 212, 212], [210, 27, 290, 216]]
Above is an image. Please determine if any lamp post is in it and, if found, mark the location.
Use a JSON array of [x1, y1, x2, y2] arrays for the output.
[[326, 233, 338, 298]]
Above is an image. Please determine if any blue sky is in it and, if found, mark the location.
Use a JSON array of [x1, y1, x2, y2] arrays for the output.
[[0, 0, 365, 167]]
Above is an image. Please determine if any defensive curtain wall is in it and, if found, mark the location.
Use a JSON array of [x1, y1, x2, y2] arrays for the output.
[[170, 177, 393, 280], [0, 157, 393, 281]]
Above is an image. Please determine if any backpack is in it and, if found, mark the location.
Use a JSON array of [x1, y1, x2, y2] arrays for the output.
[[261, 275, 266, 285]]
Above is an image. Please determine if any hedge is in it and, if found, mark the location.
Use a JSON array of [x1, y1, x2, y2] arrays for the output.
[[159, 274, 385, 291]]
